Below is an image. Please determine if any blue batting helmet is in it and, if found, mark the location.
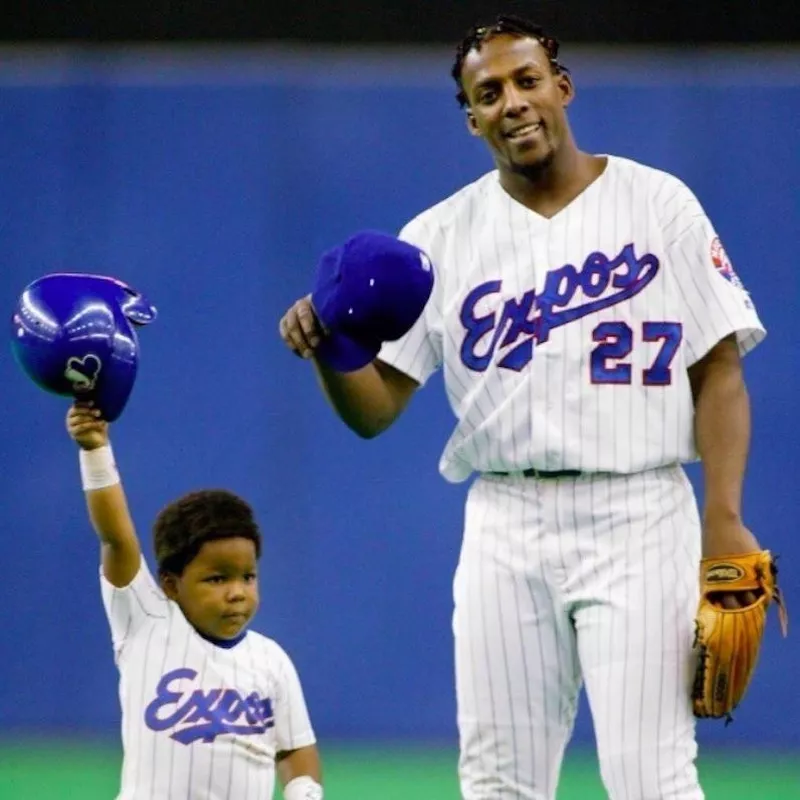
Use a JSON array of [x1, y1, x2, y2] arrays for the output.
[[10, 273, 157, 421]]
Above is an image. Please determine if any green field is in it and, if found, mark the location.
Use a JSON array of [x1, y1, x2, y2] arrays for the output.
[[0, 743, 797, 798]]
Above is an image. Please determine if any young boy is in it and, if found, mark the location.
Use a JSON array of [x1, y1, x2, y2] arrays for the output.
[[67, 402, 323, 800]]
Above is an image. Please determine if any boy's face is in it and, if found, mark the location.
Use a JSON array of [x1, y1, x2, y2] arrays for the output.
[[162, 537, 260, 640]]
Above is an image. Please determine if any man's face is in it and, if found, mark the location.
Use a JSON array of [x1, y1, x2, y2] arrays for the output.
[[163, 537, 260, 640], [460, 34, 574, 176]]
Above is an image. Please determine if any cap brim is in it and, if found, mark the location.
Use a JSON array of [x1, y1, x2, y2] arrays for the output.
[[315, 332, 380, 373]]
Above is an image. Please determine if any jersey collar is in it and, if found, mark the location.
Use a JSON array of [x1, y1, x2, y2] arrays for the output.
[[196, 626, 248, 649]]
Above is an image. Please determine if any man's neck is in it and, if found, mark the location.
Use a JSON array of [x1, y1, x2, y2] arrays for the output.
[[499, 148, 606, 219]]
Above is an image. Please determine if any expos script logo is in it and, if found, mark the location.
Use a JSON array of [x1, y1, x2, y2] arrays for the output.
[[144, 668, 275, 744], [460, 243, 660, 372]]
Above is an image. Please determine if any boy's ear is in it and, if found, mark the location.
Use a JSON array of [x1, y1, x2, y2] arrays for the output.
[[160, 572, 179, 601]]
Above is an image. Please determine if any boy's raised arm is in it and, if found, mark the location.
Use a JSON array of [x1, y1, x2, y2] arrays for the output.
[[66, 403, 141, 588]]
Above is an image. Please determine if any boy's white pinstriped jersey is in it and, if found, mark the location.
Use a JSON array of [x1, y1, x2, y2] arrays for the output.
[[101, 559, 316, 800]]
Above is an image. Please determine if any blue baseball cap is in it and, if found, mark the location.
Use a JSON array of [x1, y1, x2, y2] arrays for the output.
[[311, 230, 434, 372]]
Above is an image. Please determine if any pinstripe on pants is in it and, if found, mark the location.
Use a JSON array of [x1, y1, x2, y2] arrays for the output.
[[453, 466, 703, 800]]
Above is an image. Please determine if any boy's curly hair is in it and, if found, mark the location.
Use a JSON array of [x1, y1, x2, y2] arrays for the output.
[[153, 489, 262, 576]]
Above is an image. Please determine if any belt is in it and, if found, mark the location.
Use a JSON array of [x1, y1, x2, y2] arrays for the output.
[[491, 468, 583, 479]]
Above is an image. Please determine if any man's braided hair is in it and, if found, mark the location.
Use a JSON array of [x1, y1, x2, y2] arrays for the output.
[[451, 14, 568, 108]]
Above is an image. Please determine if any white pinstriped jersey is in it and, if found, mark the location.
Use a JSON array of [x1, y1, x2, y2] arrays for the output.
[[378, 155, 765, 483], [101, 559, 316, 800]]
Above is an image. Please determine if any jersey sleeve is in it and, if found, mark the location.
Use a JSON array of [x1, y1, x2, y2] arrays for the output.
[[377, 215, 444, 385], [100, 556, 169, 660], [661, 179, 766, 365], [272, 644, 317, 753]]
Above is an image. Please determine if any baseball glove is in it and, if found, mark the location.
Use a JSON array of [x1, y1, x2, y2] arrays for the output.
[[692, 550, 788, 722]]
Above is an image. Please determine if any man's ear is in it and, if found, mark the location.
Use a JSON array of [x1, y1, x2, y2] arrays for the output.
[[558, 70, 576, 108], [160, 572, 179, 601], [466, 109, 481, 137]]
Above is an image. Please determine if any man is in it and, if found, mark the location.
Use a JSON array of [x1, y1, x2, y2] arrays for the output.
[[279, 14, 768, 799]]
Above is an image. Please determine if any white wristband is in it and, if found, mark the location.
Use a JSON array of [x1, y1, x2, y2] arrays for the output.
[[79, 445, 120, 491], [284, 776, 323, 800]]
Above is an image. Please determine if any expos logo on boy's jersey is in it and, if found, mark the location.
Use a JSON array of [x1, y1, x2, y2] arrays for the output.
[[144, 668, 275, 744], [459, 242, 660, 372]]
